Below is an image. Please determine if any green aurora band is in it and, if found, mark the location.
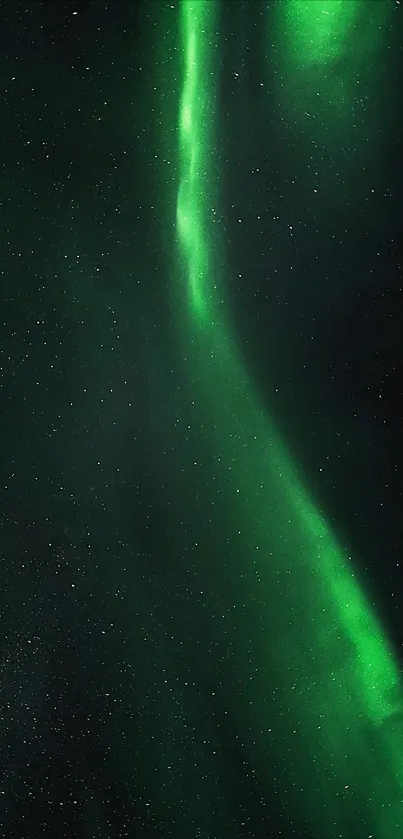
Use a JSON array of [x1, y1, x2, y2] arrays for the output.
[[173, 1, 403, 837]]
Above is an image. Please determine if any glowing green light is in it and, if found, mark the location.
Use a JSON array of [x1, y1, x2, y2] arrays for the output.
[[281, 0, 360, 67], [174, 1, 403, 836]]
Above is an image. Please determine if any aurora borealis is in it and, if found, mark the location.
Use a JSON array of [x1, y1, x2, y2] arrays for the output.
[[1, 1, 403, 837], [174, 2, 403, 836]]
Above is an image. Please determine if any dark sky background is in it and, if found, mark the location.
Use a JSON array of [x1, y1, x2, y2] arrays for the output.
[[1, 1, 403, 838]]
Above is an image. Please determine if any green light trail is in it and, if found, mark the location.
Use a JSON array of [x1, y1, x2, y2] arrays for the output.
[[174, 0, 403, 836], [176, 0, 218, 324]]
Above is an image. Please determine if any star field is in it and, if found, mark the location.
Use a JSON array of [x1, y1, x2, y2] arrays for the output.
[[1, 2, 403, 838]]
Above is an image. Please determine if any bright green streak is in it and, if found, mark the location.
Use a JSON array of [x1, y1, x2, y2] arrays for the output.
[[176, 1, 218, 324], [176, 1, 403, 836]]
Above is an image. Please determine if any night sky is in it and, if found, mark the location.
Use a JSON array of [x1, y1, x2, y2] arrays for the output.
[[1, 2, 403, 838]]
